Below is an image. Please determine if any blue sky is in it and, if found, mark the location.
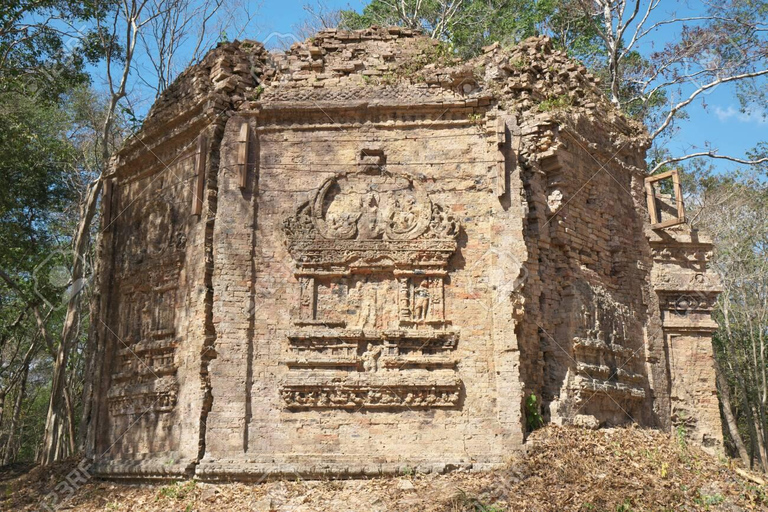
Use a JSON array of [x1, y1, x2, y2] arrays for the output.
[[256, 0, 362, 34], [98, 0, 761, 174], [630, 2, 766, 169], [252, 0, 764, 172]]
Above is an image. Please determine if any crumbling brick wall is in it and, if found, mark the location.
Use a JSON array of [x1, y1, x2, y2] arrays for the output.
[[86, 27, 723, 479]]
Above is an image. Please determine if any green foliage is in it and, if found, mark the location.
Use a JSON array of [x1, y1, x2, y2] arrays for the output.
[[395, 38, 454, 78], [339, 0, 602, 60], [537, 94, 573, 112], [0, 92, 76, 276], [694, 491, 725, 508], [525, 394, 544, 432], [0, 1, 115, 466], [693, 164, 768, 471], [0, 1, 112, 99], [467, 112, 483, 124], [450, 489, 507, 512], [156, 481, 196, 501]]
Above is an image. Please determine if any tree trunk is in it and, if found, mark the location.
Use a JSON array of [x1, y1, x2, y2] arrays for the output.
[[714, 358, 750, 466], [40, 178, 101, 465], [754, 410, 768, 472], [3, 364, 28, 465], [0, 391, 6, 457], [64, 384, 76, 456]]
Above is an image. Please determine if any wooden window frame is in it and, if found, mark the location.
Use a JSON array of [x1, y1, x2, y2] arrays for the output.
[[645, 169, 685, 229]]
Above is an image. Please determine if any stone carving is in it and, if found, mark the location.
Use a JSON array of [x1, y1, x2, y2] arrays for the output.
[[651, 245, 713, 263], [362, 343, 382, 372], [413, 281, 430, 320], [310, 172, 432, 240], [280, 168, 462, 409], [107, 376, 179, 416], [557, 285, 648, 414], [283, 172, 459, 270], [280, 385, 461, 410], [106, 190, 185, 421], [280, 369, 461, 409], [660, 293, 718, 315]]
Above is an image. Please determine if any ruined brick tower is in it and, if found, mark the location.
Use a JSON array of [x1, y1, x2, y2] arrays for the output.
[[85, 27, 723, 479]]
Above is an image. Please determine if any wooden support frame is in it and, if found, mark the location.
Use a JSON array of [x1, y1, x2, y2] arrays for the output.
[[645, 169, 685, 229], [192, 134, 208, 216], [237, 122, 250, 189]]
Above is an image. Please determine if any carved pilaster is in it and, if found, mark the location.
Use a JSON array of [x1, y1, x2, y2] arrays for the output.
[[398, 276, 411, 321], [429, 277, 445, 322], [648, 223, 723, 452]]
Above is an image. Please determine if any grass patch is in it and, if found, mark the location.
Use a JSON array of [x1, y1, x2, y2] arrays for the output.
[[156, 480, 195, 501]]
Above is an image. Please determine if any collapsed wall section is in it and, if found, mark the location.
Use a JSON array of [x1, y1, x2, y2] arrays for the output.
[[471, 37, 658, 429], [517, 114, 656, 428]]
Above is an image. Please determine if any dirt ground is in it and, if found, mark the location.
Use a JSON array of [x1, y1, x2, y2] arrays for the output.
[[2, 426, 767, 511]]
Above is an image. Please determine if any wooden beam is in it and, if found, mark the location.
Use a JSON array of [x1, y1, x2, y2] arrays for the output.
[[672, 168, 685, 223], [645, 179, 659, 225]]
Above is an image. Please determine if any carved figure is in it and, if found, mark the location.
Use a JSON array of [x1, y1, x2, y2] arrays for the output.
[[362, 343, 382, 372], [354, 281, 378, 330], [413, 281, 430, 320], [357, 191, 382, 239]]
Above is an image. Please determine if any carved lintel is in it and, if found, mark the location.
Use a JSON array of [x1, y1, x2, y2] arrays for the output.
[[287, 329, 459, 347], [656, 291, 719, 333], [280, 371, 461, 410], [107, 376, 178, 416], [280, 386, 461, 410], [108, 390, 178, 416], [573, 375, 646, 401], [650, 242, 713, 264]]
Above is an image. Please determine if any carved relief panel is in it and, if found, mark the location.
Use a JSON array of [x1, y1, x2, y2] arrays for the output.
[[107, 188, 186, 418], [570, 285, 646, 403], [280, 166, 462, 410]]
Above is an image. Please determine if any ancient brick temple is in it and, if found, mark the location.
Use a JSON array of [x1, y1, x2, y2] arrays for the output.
[[84, 27, 723, 479]]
